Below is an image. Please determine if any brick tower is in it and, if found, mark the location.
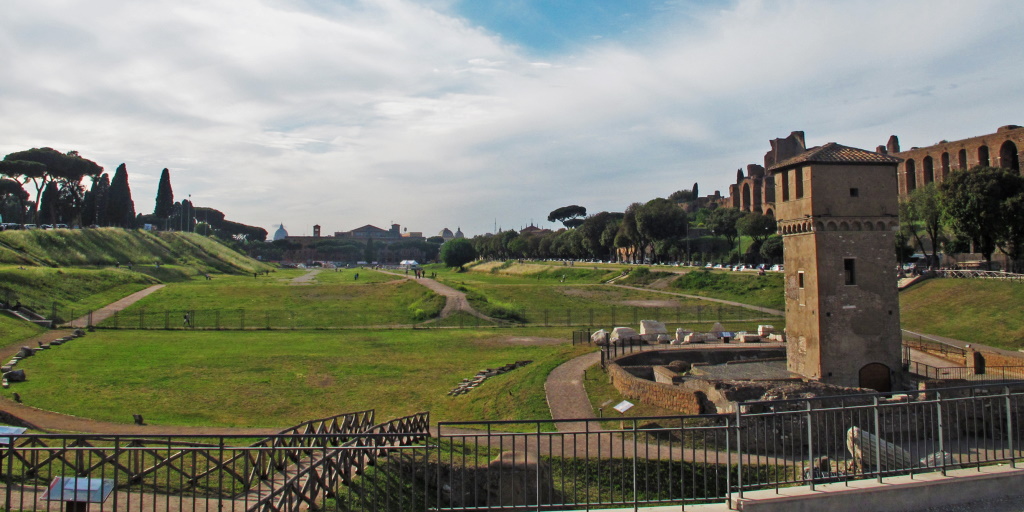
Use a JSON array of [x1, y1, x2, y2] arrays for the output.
[[769, 142, 903, 391]]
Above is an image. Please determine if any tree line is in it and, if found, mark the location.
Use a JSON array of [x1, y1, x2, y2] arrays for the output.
[[900, 166, 1024, 271], [467, 185, 782, 265], [0, 147, 267, 242]]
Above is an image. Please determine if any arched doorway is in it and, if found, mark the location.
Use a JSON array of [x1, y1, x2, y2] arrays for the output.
[[742, 183, 752, 211], [940, 152, 950, 181], [979, 146, 990, 167], [958, 149, 968, 170], [859, 363, 892, 392], [923, 156, 934, 185], [1000, 140, 1020, 173]]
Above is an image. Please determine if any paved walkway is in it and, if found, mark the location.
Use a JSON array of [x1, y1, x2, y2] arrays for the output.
[[67, 284, 166, 328]]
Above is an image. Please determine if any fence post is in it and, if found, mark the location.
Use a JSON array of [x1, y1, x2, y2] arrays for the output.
[[873, 396, 882, 482], [1005, 386, 1015, 469], [736, 407, 743, 501], [807, 401, 815, 490], [936, 392, 945, 476]]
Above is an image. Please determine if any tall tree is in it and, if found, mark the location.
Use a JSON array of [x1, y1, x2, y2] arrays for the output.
[[154, 168, 174, 219], [900, 183, 944, 269], [38, 181, 60, 224], [106, 163, 136, 228], [547, 205, 587, 228], [1, 148, 101, 223], [440, 238, 477, 270], [635, 198, 688, 263], [940, 166, 1023, 268], [0, 179, 29, 223], [705, 207, 744, 252]]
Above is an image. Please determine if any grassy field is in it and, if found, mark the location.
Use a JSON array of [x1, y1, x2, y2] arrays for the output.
[[900, 278, 1024, 350], [95, 268, 446, 328], [8, 327, 592, 427]]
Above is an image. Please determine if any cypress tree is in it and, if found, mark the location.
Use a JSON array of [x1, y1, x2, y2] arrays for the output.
[[91, 174, 110, 226], [106, 163, 136, 228], [154, 168, 174, 218], [38, 181, 59, 224]]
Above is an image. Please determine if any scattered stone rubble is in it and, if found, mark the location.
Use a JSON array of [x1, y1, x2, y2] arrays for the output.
[[1, 329, 85, 388], [593, 322, 785, 346], [448, 360, 532, 396]]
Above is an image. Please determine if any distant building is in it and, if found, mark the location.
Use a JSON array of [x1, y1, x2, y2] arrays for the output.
[[272, 224, 288, 241], [438, 227, 465, 242]]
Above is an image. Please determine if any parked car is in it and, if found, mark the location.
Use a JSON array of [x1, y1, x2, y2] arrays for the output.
[[771, 264, 784, 272]]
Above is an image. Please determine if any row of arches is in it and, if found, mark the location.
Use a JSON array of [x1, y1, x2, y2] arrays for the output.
[[779, 219, 900, 235], [903, 140, 1020, 194]]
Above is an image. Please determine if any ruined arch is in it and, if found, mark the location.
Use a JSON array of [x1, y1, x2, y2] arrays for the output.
[[839, 221, 849, 231], [852, 221, 862, 231], [816, 221, 825, 232], [979, 145, 990, 167], [742, 182, 752, 211], [958, 149, 968, 170], [1000, 140, 1020, 173], [764, 207, 774, 219], [922, 156, 934, 185], [826, 221, 838, 231], [859, 363, 892, 392], [876, 221, 886, 231], [905, 159, 917, 192], [940, 152, 950, 181], [864, 222, 874, 231]]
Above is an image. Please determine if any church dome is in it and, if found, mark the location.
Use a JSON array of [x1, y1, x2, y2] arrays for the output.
[[454, 227, 464, 239], [439, 227, 454, 239], [273, 224, 288, 241]]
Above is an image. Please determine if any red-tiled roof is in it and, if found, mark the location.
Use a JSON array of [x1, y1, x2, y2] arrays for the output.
[[768, 142, 900, 171]]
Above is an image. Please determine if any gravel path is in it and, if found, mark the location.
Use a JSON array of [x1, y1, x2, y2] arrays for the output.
[[608, 283, 785, 316], [375, 269, 497, 321]]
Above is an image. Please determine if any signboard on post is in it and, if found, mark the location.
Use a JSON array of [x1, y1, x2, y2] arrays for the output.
[[613, 400, 634, 414]]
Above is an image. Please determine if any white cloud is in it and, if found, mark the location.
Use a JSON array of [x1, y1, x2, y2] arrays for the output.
[[0, 0, 1021, 236]]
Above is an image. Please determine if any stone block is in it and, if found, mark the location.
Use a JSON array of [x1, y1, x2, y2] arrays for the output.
[[758, 324, 775, 336], [590, 329, 610, 345], [610, 327, 640, 344], [639, 320, 667, 336]]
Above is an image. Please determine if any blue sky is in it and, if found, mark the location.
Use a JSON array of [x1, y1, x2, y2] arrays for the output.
[[1, 0, 1022, 237]]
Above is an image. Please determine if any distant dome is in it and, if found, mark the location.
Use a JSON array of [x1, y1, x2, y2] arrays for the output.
[[273, 224, 288, 241], [454, 227, 464, 239], [439, 227, 454, 238]]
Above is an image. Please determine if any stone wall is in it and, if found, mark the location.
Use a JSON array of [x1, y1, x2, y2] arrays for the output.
[[607, 362, 702, 415]]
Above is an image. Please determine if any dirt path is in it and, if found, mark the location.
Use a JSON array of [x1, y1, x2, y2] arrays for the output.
[[67, 284, 166, 328], [288, 269, 320, 285], [375, 269, 497, 322], [608, 283, 784, 316]]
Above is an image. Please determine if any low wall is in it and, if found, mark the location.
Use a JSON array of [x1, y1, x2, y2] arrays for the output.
[[606, 362, 701, 414]]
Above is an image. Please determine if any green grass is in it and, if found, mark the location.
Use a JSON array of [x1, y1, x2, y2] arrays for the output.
[[900, 278, 1024, 351], [96, 268, 446, 328], [669, 269, 784, 310], [7, 327, 593, 427], [0, 228, 269, 274], [0, 314, 45, 346], [0, 265, 160, 322]]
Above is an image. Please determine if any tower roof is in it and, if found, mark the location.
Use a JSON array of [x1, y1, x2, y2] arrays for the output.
[[768, 142, 901, 172]]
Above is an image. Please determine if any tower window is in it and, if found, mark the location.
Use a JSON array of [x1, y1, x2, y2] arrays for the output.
[[798, 271, 804, 288], [844, 258, 856, 285], [850, 188, 859, 197]]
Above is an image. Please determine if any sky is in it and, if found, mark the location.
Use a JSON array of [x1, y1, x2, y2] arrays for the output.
[[2, 0, 1022, 238]]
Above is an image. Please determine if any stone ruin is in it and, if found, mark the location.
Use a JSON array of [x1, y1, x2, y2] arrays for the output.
[[2, 329, 86, 388], [448, 361, 532, 396], [591, 321, 785, 346]]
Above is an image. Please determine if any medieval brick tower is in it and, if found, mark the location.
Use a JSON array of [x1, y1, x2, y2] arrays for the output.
[[769, 142, 904, 391]]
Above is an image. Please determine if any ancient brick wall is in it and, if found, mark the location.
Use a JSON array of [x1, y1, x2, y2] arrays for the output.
[[607, 362, 701, 414]]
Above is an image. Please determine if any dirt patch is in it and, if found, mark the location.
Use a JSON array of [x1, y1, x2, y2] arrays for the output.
[[561, 288, 603, 299], [307, 374, 336, 388], [620, 300, 679, 308], [480, 335, 566, 346]]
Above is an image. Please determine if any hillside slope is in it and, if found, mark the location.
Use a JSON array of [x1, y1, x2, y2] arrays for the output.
[[0, 228, 269, 274], [900, 278, 1024, 350]]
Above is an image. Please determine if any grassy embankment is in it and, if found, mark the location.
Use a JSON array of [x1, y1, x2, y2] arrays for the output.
[[0, 228, 274, 322], [900, 278, 1024, 351]]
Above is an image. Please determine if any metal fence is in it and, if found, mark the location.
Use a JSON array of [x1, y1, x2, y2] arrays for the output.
[[59, 305, 779, 331], [907, 361, 1024, 381], [933, 269, 1024, 282], [3, 384, 1021, 511]]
